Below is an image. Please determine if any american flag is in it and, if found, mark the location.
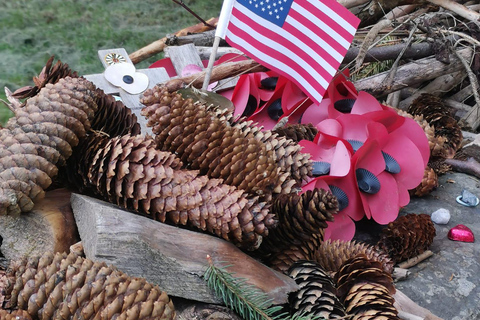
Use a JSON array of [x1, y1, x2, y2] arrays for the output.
[[223, 0, 360, 104]]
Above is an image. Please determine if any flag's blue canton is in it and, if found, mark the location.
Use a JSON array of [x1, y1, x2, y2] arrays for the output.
[[237, 0, 293, 27]]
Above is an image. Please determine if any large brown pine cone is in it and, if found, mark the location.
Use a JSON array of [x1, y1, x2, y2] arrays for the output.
[[408, 94, 462, 159], [73, 132, 275, 250], [0, 77, 99, 215], [0, 309, 32, 320], [376, 213, 436, 263], [11, 56, 78, 100], [334, 255, 399, 320], [140, 86, 303, 198], [260, 188, 338, 254], [228, 119, 313, 183], [273, 123, 318, 142], [0, 252, 175, 319], [315, 240, 394, 274], [287, 260, 347, 319]]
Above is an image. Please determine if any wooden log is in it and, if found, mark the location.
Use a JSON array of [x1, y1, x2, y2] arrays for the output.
[[71, 193, 298, 305], [0, 188, 79, 261], [354, 47, 473, 97], [129, 18, 218, 64], [342, 41, 434, 65], [165, 30, 228, 48], [398, 71, 465, 110]]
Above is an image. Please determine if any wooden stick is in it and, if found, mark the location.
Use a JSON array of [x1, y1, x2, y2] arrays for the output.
[[393, 267, 411, 281], [398, 250, 434, 269], [427, 0, 480, 22], [129, 18, 218, 64], [394, 289, 444, 320], [163, 59, 267, 92], [354, 47, 473, 97], [445, 157, 480, 179], [202, 36, 222, 90]]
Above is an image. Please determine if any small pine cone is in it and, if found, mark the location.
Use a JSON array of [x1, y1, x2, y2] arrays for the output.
[[141, 86, 289, 198], [409, 166, 438, 197], [272, 123, 318, 142], [287, 260, 347, 319], [229, 118, 312, 183], [78, 133, 275, 249], [259, 188, 338, 255], [266, 234, 322, 274], [11, 56, 78, 100], [1, 252, 175, 319], [90, 92, 141, 136], [334, 255, 398, 319], [408, 94, 462, 158], [395, 108, 447, 157], [376, 213, 436, 264], [0, 77, 99, 215], [314, 240, 394, 274]]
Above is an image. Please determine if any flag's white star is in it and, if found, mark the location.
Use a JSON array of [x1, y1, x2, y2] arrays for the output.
[[262, 7, 265, 11], [273, 2, 276, 6], [280, 6, 283, 10], [267, 5, 271, 9], [255, 3, 258, 7], [274, 8, 278, 12], [276, 15, 280, 19], [269, 11, 273, 15]]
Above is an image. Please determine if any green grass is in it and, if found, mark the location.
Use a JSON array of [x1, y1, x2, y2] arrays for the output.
[[0, 0, 222, 124]]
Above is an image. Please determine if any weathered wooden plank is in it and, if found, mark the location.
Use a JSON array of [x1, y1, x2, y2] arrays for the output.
[[71, 193, 298, 304], [0, 188, 78, 261], [164, 44, 204, 76]]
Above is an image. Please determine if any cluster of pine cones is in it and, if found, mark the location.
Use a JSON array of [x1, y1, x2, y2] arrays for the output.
[[0, 57, 437, 319]]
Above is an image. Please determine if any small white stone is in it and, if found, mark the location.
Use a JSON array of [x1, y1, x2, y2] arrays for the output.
[[431, 208, 450, 225]]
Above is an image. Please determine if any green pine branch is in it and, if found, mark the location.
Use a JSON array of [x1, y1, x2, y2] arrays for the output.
[[203, 255, 325, 320]]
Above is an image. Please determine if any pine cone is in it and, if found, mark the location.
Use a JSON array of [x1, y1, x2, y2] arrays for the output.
[[315, 240, 394, 274], [228, 118, 312, 183], [410, 166, 438, 197], [334, 255, 398, 320], [74, 132, 275, 250], [90, 92, 141, 136], [287, 260, 347, 319], [408, 94, 462, 159], [266, 234, 322, 274], [376, 213, 436, 263], [260, 188, 338, 254], [141, 86, 291, 199], [272, 123, 318, 142], [11, 56, 78, 100], [0, 77, 99, 215], [428, 157, 451, 175], [0, 252, 175, 319]]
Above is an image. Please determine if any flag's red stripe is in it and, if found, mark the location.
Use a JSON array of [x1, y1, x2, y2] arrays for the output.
[[319, 0, 360, 29], [226, 24, 327, 103], [297, 0, 354, 44], [284, 12, 344, 65], [230, 7, 334, 83]]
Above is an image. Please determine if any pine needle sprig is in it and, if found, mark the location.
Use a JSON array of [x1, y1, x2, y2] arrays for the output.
[[204, 255, 325, 320]]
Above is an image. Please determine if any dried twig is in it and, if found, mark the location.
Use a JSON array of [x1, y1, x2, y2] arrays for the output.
[[384, 24, 418, 90], [398, 250, 434, 269], [171, 0, 216, 28]]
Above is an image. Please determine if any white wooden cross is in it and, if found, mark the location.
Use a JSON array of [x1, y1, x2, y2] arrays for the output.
[[84, 48, 170, 135]]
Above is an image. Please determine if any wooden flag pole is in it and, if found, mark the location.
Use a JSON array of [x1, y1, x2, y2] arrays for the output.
[[201, 0, 235, 90], [202, 36, 222, 90]]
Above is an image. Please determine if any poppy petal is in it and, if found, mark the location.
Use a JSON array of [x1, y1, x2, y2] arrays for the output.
[[324, 214, 356, 241]]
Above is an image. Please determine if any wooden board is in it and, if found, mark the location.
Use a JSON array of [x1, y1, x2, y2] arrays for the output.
[[71, 193, 298, 304]]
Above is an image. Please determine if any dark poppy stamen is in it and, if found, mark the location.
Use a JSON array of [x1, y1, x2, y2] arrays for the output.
[[123, 75, 134, 84], [382, 151, 401, 174], [312, 161, 330, 177], [267, 98, 283, 121], [329, 185, 349, 211], [356, 168, 381, 194], [334, 99, 355, 113]]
